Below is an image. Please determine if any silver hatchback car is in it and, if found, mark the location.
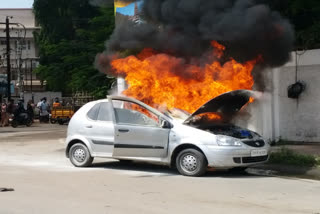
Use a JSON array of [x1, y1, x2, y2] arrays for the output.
[[66, 90, 270, 176]]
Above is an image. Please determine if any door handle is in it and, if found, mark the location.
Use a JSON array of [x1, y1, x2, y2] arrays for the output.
[[85, 125, 93, 128], [118, 129, 129, 133]]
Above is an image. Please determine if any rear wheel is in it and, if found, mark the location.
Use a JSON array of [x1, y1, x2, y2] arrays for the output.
[[11, 120, 18, 128], [69, 143, 93, 167], [58, 119, 64, 125], [176, 148, 207, 177], [26, 119, 32, 127], [50, 119, 57, 124]]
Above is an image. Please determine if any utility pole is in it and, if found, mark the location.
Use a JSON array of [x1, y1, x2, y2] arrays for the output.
[[30, 59, 33, 102], [5, 17, 11, 101], [0, 18, 26, 101]]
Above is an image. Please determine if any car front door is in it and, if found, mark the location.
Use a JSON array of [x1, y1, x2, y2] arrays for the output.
[[111, 100, 170, 158]]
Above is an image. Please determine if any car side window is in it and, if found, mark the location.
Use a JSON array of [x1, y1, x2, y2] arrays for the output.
[[97, 102, 112, 121], [87, 103, 101, 121], [112, 100, 159, 127]]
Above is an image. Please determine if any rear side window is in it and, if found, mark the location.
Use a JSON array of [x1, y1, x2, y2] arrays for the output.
[[97, 102, 112, 121], [87, 103, 101, 120]]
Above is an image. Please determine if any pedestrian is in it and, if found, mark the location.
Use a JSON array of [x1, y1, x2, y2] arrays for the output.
[[53, 97, 61, 108], [40, 97, 49, 123], [1, 101, 8, 127], [37, 98, 44, 122], [14, 100, 26, 117], [27, 100, 34, 122], [7, 99, 15, 115]]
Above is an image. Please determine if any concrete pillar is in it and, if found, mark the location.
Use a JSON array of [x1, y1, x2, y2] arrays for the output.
[[271, 68, 280, 141], [117, 77, 126, 95]]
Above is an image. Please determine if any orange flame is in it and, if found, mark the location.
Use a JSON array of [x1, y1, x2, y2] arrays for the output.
[[111, 41, 258, 113], [199, 113, 222, 121]]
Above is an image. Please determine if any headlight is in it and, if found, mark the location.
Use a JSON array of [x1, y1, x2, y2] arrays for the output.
[[216, 135, 242, 147]]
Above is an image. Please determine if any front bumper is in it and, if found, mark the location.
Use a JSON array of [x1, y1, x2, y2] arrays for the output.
[[203, 145, 270, 169]]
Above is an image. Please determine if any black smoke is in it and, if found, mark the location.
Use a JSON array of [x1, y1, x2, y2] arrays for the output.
[[103, 0, 294, 68]]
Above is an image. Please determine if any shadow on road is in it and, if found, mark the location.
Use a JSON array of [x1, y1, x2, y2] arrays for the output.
[[90, 160, 269, 178]]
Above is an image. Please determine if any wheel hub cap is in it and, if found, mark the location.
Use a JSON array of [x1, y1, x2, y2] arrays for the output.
[[74, 148, 86, 162], [181, 154, 197, 172]]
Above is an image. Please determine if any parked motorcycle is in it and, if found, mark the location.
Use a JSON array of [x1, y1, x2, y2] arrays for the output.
[[9, 113, 33, 128]]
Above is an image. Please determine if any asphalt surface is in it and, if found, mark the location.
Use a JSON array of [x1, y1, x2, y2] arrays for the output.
[[0, 123, 320, 214]]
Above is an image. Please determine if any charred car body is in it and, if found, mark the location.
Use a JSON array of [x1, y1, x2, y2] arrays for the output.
[[65, 90, 270, 176]]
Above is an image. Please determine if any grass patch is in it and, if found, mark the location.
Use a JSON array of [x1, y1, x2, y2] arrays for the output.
[[269, 147, 320, 167]]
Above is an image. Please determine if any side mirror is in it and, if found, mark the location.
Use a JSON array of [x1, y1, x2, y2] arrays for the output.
[[161, 120, 172, 129]]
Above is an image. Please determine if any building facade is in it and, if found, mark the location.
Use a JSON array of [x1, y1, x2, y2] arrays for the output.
[[0, 8, 44, 101]]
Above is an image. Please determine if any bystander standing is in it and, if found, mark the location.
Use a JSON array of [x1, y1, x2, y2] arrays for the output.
[[1, 101, 8, 127]]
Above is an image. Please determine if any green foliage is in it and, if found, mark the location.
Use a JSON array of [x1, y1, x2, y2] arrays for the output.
[[33, 0, 115, 98], [265, 0, 320, 49], [269, 147, 319, 167]]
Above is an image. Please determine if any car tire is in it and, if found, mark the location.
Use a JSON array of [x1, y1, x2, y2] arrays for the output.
[[69, 143, 93, 167], [176, 148, 207, 177]]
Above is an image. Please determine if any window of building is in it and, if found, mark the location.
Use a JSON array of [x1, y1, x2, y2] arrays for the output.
[[15, 40, 27, 50]]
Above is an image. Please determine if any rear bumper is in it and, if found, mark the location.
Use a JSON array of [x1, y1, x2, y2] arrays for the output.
[[203, 145, 270, 169]]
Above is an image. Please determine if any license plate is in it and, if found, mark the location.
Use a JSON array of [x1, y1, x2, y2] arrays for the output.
[[251, 149, 267, 157]]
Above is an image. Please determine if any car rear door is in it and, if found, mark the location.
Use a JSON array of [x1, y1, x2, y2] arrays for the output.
[[111, 100, 170, 158], [85, 102, 115, 157]]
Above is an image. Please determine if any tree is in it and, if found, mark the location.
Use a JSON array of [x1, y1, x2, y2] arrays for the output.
[[263, 0, 320, 50], [33, 0, 115, 98]]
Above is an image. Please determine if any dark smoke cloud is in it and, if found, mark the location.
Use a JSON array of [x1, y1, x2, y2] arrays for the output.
[[105, 0, 294, 68]]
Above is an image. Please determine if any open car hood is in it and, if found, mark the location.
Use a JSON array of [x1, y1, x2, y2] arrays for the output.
[[183, 90, 256, 124]]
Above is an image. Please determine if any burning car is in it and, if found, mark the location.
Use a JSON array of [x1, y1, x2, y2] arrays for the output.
[[65, 90, 270, 176]]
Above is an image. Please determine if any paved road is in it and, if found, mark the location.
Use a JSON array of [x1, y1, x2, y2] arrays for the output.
[[0, 124, 320, 214]]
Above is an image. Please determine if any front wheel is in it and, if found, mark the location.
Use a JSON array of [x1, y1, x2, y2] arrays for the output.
[[176, 148, 207, 177], [69, 143, 93, 167]]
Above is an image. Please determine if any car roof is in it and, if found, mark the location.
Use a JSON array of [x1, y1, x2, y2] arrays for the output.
[[91, 95, 172, 121]]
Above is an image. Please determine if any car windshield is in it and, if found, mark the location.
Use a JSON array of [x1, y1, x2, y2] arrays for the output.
[[166, 108, 190, 122]]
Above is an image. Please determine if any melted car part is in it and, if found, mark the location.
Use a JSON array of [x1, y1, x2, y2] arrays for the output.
[[192, 123, 257, 139], [184, 90, 254, 124]]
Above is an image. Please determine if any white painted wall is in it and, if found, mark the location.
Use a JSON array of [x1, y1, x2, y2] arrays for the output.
[[0, 9, 36, 28], [272, 49, 320, 142], [0, 9, 40, 67], [24, 92, 62, 106]]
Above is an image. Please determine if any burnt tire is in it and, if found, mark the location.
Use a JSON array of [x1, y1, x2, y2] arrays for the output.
[[69, 143, 93, 167], [176, 148, 207, 177]]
